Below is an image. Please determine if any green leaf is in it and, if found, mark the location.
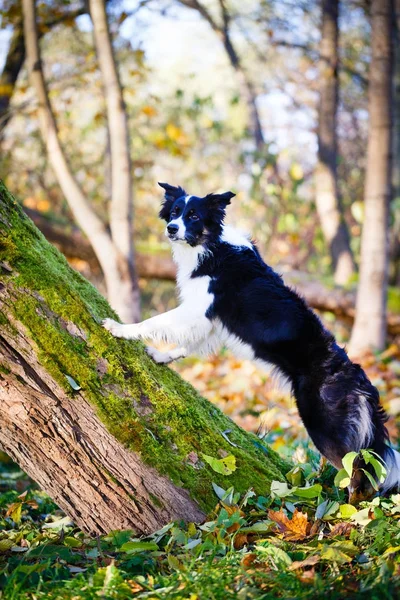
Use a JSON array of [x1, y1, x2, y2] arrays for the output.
[[342, 451, 358, 477], [212, 482, 227, 500], [360, 451, 387, 483], [0, 539, 14, 553], [334, 469, 351, 488], [270, 481, 295, 498], [201, 454, 236, 475], [167, 554, 185, 571], [64, 536, 81, 548], [120, 541, 159, 554], [103, 530, 135, 547], [339, 504, 358, 519], [256, 543, 292, 567], [360, 469, 379, 491], [294, 484, 322, 498]]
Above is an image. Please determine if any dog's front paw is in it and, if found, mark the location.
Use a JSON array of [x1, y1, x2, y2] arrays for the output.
[[145, 346, 173, 364], [102, 318, 126, 338]]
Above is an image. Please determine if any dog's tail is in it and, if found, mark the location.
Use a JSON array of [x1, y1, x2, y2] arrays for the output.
[[380, 447, 400, 494]]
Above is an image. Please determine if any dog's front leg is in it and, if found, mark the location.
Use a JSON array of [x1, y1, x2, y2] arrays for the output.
[[102, 306, 212, 347]]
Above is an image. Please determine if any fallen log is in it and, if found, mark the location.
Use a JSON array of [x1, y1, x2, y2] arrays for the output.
[[0, 181, 288, 536], [25, 208, 400, 335]]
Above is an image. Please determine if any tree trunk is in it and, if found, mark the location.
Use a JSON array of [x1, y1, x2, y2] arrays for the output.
[[315, 0, 355, 285], [0, 4, 87, 139], [89, 0, 140, 323], [0, 16, 25, 139], [390, 0, 400, 286], [349, 0, 394, 355], [22, 0, 140, 324], [0, 181, 288, 536]]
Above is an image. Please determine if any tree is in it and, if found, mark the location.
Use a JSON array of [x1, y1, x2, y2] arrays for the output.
[[22, 0, 140, 323], [315, 0, 355, 285], [349, 0, 394, 355], [0, 181, 288, 536], [0, 1, 87, 139]]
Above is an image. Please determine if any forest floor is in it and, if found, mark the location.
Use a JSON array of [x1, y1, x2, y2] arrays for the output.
[[1, 342, 400, 600]]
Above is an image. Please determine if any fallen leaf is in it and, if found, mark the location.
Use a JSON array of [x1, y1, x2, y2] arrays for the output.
[[329, 522, 355, 538], [289, 554, 320, 570], [233, 533, 248, 549], [268, 508, 310, 541]]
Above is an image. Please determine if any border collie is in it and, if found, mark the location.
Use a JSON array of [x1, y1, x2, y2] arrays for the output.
[[103, 182, 400, 496]]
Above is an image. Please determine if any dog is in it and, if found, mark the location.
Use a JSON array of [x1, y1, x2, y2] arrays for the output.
[[103, 182, 400, 496]]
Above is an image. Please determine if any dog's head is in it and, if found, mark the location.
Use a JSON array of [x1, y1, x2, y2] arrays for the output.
[[158, 182, 235, 247]]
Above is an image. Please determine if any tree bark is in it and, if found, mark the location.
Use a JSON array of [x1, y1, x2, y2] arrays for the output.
[[22, 0, 140, 324], [0, 181, 288, 536], [89, 0, 140, 322], [349, 0, 394, 355], [315, 0, 355, 285]]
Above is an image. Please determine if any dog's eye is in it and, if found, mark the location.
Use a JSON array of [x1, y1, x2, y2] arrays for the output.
[[188, 211, 199, 221]]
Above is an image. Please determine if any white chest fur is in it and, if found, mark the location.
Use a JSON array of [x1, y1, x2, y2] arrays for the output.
[[172, 243, 213, 313]]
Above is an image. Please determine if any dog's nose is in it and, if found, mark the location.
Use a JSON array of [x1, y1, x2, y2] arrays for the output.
[[167, 223, 179, 235]]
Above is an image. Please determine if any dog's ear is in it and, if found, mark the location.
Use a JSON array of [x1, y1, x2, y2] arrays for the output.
[[205, 191, 235, 208], [158, 182, 186, 221]]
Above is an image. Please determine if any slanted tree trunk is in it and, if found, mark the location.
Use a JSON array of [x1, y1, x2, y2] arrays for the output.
[[22, 0, 140, 323], [315, 0, 355, 285], [0, 181, 288, 536], [349, 0, 394, 355]]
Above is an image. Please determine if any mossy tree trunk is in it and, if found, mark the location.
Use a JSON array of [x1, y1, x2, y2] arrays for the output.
[[0, 181, 288, 536]]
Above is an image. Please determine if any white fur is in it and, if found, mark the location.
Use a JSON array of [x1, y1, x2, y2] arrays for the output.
[[221, 225, 253, 249], [166, 216, 186, 240], [103, 241, 213, 356], [381, 448, 400, 492], [356, 394, 374, 448]]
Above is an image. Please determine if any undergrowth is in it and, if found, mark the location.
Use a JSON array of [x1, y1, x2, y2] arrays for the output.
[[1, 448, 400, 600]]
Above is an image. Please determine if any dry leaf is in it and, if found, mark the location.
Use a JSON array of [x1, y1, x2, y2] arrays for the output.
[[328, 522, 355, 538], [241, 553, 257, 568], [233, 533, 248, 549], [268, 508, 310, 541], [289, 555, 320, 570]]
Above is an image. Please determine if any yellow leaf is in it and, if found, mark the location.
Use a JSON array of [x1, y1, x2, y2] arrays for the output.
[[141, 105, 157, 118]]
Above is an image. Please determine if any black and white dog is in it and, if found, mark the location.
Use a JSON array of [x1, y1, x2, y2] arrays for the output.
[[103, 182, 400, 495]]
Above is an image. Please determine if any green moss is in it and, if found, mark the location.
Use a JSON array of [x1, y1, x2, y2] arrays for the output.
[[0, 180, 290, 513]]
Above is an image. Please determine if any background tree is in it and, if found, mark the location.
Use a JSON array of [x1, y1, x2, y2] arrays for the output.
[[349, 0, 394, 355], [22, 0, 140, 323], [315, 0, 355, 285], [0, 0, 87, 139]]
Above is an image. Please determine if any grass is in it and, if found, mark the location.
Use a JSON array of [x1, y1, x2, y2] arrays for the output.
[[1, 447, 400, 600]]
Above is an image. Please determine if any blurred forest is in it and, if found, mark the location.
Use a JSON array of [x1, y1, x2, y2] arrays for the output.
[[0, 0, 400, 442]]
